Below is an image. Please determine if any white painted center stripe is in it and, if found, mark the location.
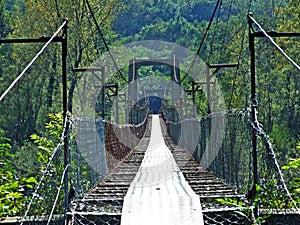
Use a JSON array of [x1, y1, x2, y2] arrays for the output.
[[121, 115, 204, 225]]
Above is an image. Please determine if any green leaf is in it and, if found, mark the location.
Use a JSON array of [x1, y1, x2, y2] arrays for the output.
[[25, 177, 37, 184], [30, 133, 40, 141], [283, 158, 300, 170], [256, 184, 262, 192]]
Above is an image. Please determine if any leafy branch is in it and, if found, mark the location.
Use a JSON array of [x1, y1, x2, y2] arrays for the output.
[[0, 130, 37, 217]]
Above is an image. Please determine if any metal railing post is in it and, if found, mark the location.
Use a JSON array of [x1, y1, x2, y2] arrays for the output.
[[248, 14, 259, 218], [61, 19, 69, 223]]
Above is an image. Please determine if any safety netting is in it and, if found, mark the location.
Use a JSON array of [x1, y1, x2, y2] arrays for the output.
[[68, 110, 150, 225], [162, 102, 300, 224]]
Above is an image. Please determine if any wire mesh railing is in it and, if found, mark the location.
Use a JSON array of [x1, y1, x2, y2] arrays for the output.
[[162, 104, 300, 224], [71, 213, 121, 225], [163, 109, 252, 192], [128, 102, 149, 125], [202, 209, 252, 225], [104, 113, 149, 170], [16, 115, 70, 225], [71, 117, 107, 195], [2, 103, 149, 225], [68, 109, 150, 225]]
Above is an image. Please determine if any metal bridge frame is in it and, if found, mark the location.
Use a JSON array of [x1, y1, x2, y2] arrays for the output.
[[0, 22, 69, 220], [73, 67, 106, 118], [248, 14, 300, 218], [187, 63, 238, 115], [73, 67, 122, 122], [128, 57, 181, 106]]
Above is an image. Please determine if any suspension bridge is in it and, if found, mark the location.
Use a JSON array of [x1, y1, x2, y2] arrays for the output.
[[0, 3, 300, 225]]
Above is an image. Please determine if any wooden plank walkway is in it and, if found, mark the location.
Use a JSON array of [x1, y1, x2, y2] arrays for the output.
[[121, 115, 204, 225], [70, 115, 242, 225]]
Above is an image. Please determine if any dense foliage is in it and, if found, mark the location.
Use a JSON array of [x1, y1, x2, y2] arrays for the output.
[[0, 0, 299, 218], [0, 130, 37, 217]]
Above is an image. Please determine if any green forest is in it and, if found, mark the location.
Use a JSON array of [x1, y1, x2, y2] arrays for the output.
[[0, 0, 299, 220]]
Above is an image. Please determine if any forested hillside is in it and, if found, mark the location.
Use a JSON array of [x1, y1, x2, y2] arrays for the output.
[[0, 0, 299, 218], [113, 0, 284, 44]]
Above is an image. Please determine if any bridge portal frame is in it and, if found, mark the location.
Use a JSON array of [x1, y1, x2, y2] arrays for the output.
[[128, 57, 181, 106]]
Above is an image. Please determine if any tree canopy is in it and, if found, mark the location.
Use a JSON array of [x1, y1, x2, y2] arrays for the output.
[[0, 0, 299, 217]]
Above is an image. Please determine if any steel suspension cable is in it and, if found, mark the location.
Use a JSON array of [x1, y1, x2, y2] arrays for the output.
[[182, 0, 222, 83], [248, 14, 300, 71], [215, 0, 233, 63], [207, 0, 222, 61], [209, 23, 245, 62], [207, 0, 251, 64], [228, 0, 253, 109], [228, 23, 247, 109], [0, 19, 68, 102], [85, 0, 128, 83], [271, 0, 284, 28], [228, 0, 254, 109], [47, 164, 69, 225], [248, 117, 299, 210]]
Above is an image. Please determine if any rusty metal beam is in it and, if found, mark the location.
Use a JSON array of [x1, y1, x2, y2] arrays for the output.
[[208, 63, 239, 68], [0, 36, 64, 44], [73, 67, 105, 72]]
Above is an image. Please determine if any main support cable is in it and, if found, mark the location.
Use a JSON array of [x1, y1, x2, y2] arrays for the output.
[[0, 19, 68, 102], [85, 0, 128, 83], [207, 0, 222, 60], [228, 22, 248, 109], [228, 0, 253, 109], [182, 0, 222, 83], [209, 23, 245, 63]]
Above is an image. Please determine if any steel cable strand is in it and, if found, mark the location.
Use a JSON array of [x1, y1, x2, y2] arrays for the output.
[[85, 0, 128, 83], [209, 22, 246, 63], [47, 165, 69, 225], [223, 0, 255, 109], [248, 14, 300, 71], [207, 0, 222, 63], [271, 0, 284, 28], [247, 116, 299, 211], [228, 22, 248, 109], [234, 0, 254, 111], [20, 112, 71, 225], [182, 0, 222, 82], [0, 19, 68, 102], [217, 0, 234, 61]]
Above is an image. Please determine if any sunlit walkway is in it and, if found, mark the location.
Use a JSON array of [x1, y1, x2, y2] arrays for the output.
[[121, 115, 204, 225]]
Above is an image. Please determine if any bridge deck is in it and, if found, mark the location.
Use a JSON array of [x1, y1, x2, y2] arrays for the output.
[[121, 115, 204, 225], [70, 115, 241, 224]]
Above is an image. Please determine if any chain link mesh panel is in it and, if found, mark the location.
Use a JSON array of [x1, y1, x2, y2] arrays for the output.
[[164, 109, 252, 192], [68, 113, 150, 225], [162, 105, 300, 224]]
